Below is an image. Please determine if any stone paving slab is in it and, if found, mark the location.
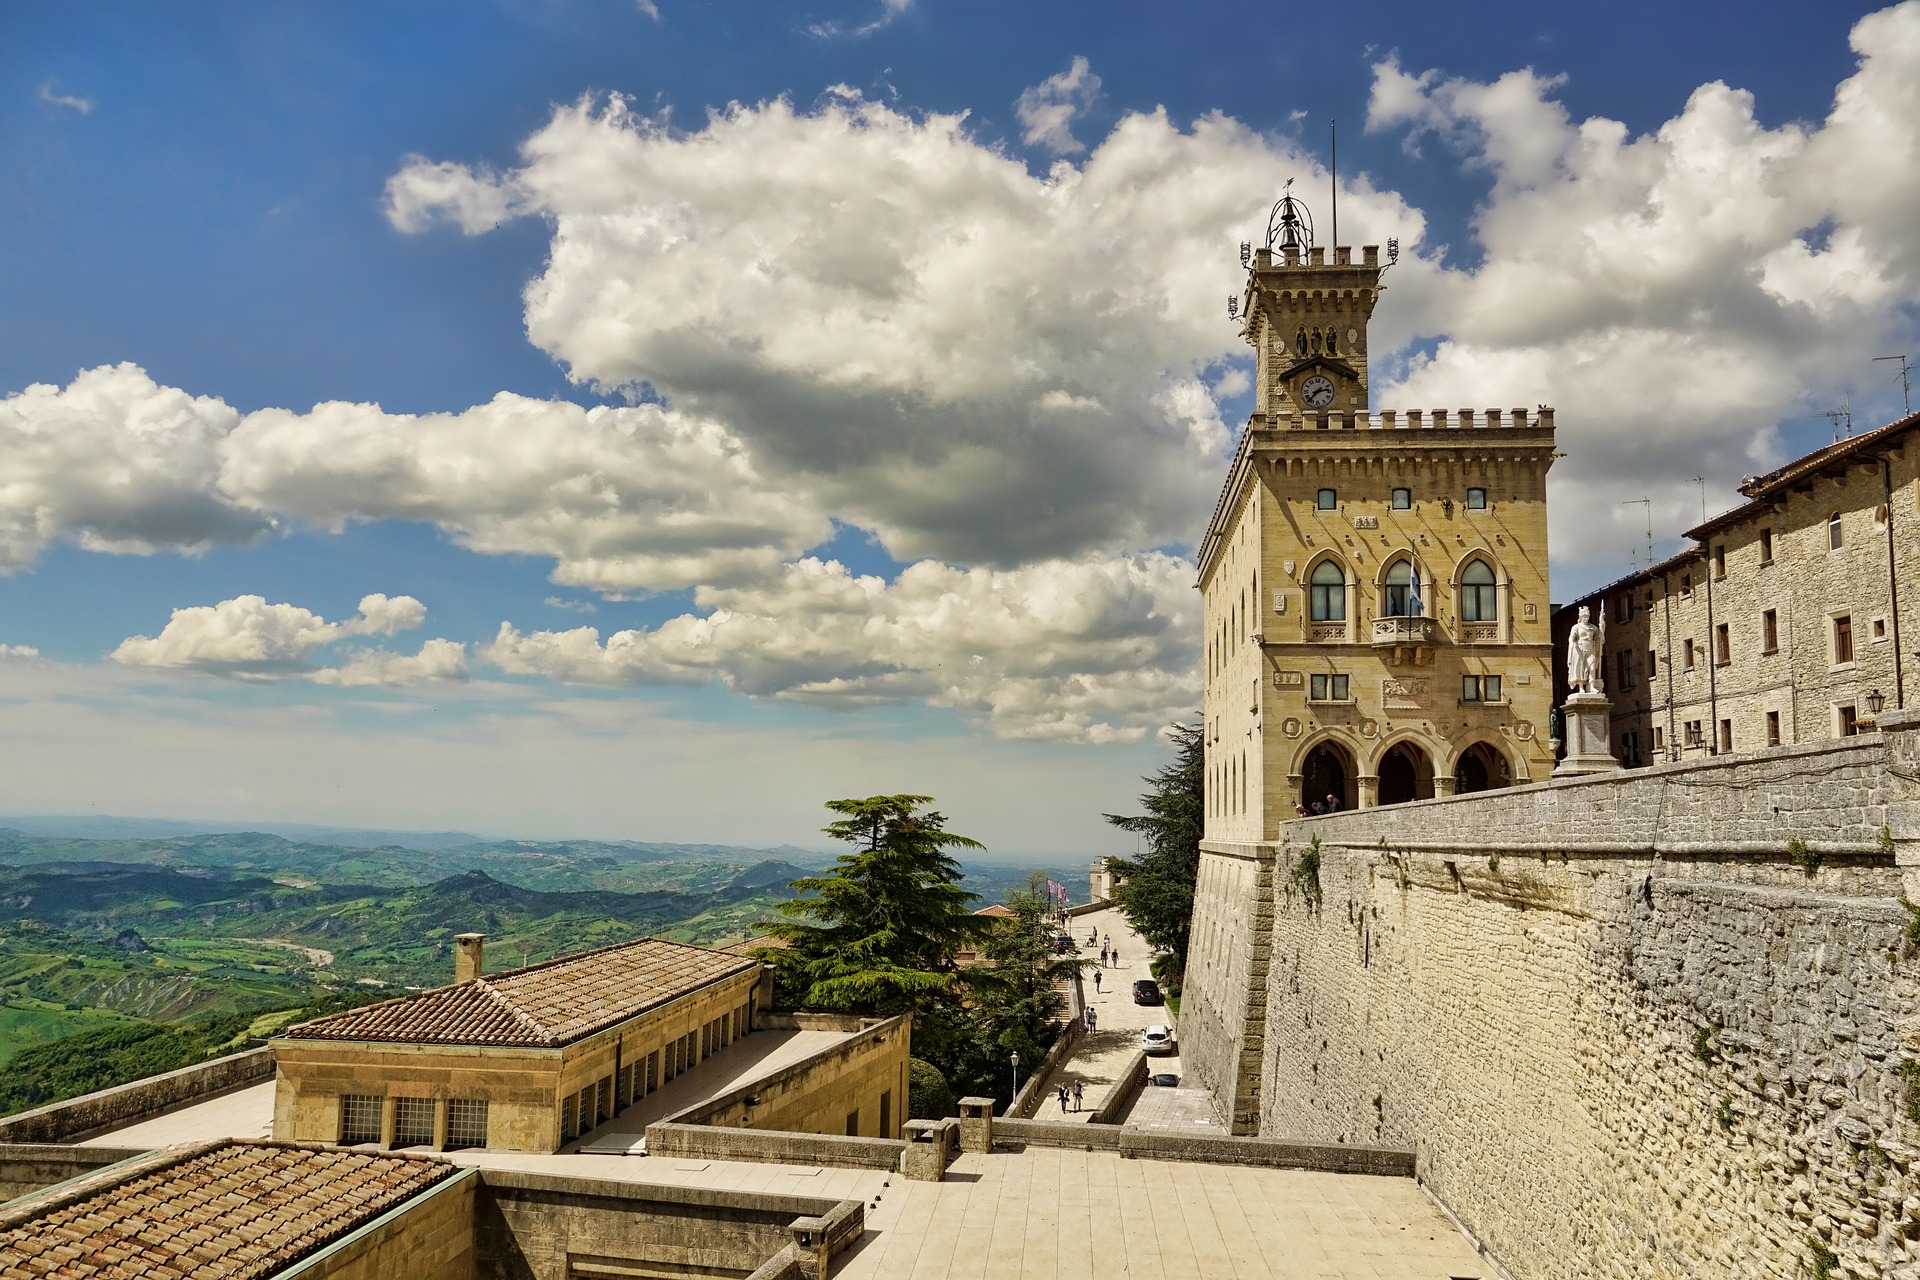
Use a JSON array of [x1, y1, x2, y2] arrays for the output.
[[836, 1146, 1490, 1279]]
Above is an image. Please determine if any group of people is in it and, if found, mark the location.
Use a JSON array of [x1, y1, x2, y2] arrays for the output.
[[1085, 931, 1121, 968], [1295, 792, 1343, 817], [1055, 1079, 1087, 1113]]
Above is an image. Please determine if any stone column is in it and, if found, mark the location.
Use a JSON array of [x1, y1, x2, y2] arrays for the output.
[[957, 1097, 995, 1153], [1433, 774, 1456, 798], [900, 1119, 950, 1181], [379, 1096, 397, 1150], [1356, 772, 1379, 808], [431, 1098, 449, 1152]]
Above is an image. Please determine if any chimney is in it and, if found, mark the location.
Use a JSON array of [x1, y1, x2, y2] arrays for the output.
[[454, 933, 485, 984]]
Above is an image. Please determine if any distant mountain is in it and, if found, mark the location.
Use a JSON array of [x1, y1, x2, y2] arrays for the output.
[[728, 859, 811, 891], [0, 815, 491, 850]]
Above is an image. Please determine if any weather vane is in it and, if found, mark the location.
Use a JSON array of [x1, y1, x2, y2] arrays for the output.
[[1264, 179, 1314, 255]]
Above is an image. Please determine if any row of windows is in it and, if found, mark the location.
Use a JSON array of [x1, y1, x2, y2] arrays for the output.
[[1670, 611, 1874, 671], [1303, 673, 1501, 703], [1309, 559, 1498, 623], [1614, 509, 1894, 623], [1317, 487, 1490, 511], [340, 1095, 490, 1148]]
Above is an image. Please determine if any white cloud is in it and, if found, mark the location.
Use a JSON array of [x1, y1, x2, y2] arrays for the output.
[[384, 91, 1428, 571], [0, 364, 266, 572], [484, 553, 1198, 742], [38, 81, 92, 115], [383, 158, 524, 234], [1365, 3, 1920, 578], [545, 596, 598, 614], [220, 392, 829, 593], [1015, 56, 1101, 155], [311, 638, 469, 687], [808, 0, 911, 38], [111, 593, 446, 684], [0, 645, 39, 661], [635, 0, 660, 19]]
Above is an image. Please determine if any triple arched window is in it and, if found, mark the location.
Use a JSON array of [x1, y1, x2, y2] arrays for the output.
[[1460, 559, 1498, 622], [1309, 561, 1346, 622]]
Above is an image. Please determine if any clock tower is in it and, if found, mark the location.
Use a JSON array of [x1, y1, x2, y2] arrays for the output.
[[1239, 193, 1382, 419]]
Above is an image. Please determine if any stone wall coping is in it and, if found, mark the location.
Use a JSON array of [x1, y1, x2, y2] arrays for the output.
[[475, 1166, 845, 1219], [662, 1013, 908, 1128], [0, 1047, 274, 1145], [743, 1242, 804, 1280], [991, 1118, 1416, 1175], [643, 1122, 906, 1171]]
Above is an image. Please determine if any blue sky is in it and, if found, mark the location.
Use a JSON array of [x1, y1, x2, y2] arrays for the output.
[[0, 1, 1914, 849]]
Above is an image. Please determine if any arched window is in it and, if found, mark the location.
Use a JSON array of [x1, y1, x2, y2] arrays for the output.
[[1460, 560, 1497, 622], [1310, 561, 1346, 622], [1827, 512, 1844, 550], [1383, 560, 1417, 617]]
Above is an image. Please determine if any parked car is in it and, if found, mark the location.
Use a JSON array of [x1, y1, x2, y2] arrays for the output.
[[1053, 933, 1075, 954], [1132, 978, 1164, 1005], [1141, 1024, 1175, 1056]]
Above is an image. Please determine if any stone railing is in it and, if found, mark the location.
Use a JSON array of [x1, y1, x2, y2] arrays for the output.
[[1459, 622, 1499, 644], [1306, 622, 1348, 643], [1370, 616, 1434, 647]]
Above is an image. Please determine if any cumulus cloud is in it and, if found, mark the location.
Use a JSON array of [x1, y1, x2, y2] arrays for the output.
[[0, 364, 267, 572], [484, 553, 1198, 742], [111, 593, 455, 685], [0, 645, 40, 661], [383, 91, 1430, 571], [1366, 2, 1920, 574], [1015, 57, 1101, 155]]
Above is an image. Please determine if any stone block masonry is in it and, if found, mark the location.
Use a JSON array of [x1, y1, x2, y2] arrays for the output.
[[1184, 711, 1920, 1279]]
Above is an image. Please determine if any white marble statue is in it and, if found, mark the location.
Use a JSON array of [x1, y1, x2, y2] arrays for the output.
[[1566, 605, 1605, 695]]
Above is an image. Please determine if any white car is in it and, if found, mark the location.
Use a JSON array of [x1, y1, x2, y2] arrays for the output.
[[1141, 1024, 1175, 1056]]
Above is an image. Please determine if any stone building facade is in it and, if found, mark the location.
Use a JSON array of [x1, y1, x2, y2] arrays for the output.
[[1554, 411, 1918, 765], [271, 934, 770, 1154], [1198, 225, 1558, 850]]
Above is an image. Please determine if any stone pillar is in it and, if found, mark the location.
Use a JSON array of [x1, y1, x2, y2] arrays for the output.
[[431, 1097, 449, 1152], [1553, 692, 1623, 778], [788, 1217, 831, 1279], [379, 1096, 397, 1150], [900, 1119, 950, 1181], [1356, 772, 1379, 808], [1434, 774, 1456, 798], [957, 1097, 995, 1153]]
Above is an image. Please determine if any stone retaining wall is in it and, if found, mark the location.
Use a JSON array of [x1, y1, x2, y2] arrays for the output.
[[0, 1046, 274, 1144], [0, 1144, 148, 1204], [643, 1122, 905, 1171], [989, 1117, 1414, 1174], [1217, 713, 1920, 1279]]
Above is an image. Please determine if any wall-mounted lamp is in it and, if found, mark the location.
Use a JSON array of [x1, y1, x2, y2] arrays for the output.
[[1866, 688, 1886, 716]]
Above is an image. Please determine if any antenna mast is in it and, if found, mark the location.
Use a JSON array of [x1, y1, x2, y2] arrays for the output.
[[1621, 498, 1652, 572], [1820, 398, 1853, 443], [1875, 354, 1912, 415], [1329, 120, 1338, 250]]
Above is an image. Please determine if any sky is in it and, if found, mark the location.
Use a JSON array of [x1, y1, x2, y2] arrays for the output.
[[1, 0, 1915, 851]]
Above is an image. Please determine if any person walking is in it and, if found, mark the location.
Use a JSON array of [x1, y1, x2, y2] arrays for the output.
[[1112, 948, 1121, 969], [1071, 1080, 1085, 1113], [1092, 970, 1101, 994], [1057, 1084, 1070, 1114]]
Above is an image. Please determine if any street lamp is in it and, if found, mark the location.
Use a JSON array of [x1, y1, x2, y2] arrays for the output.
[[1866, 689, 1887, 717], [1010, 1050, 1020, 1102]]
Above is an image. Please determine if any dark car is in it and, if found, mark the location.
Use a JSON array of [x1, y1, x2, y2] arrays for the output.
[[1132, 978, 1164, 1005], [1053, 934, 1075, 954]]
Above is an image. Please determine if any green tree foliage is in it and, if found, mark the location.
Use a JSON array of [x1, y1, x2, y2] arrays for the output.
[[967, 871, 1082, 1075], [0, 1015, 250, 1117], [907, 1057, 957, 1120], [1104, 722, 1203, 976], [764, 795, 984, 1017]]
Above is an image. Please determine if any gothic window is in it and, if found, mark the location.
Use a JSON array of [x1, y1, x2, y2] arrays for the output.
[[1460, 560, 1497, 623], [1382, 560, 1417, 617], [1310, 561, 1346, 622]]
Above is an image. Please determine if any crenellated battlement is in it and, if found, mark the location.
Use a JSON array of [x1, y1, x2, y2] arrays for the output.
[[1247, 406, 1556, 432], [1250, 244, 1379, 270]]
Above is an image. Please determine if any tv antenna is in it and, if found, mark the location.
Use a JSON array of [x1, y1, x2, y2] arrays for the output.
[[1820, 398, 1853, 443], [1875, 354, 1912, 415], [1621, 498, 1652, 572], [1688, 476, 1707, 527], [1265, 179, 1314, 255]]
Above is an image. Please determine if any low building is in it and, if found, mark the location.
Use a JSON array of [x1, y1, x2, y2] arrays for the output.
[[271, 933, 768, 1154], [0, 1140, 472, 1280], [1554, 411, 1918, 762]]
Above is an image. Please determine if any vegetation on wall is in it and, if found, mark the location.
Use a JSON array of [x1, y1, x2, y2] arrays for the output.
[[1103, 722, 1202, 978]]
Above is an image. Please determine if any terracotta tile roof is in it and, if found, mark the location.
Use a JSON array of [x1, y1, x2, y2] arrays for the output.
[[281, 936, 758, 1047], [0, 1140, 453, 1280]]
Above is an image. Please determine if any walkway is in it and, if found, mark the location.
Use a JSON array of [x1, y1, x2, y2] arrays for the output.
[[1027, 907, 1201, 1125]]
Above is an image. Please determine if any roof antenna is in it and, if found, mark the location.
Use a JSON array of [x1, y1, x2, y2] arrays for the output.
[[1689, 476, 1707, 527], [1820, 398, 1853, 443], [1874, 354, 1912, 416], [1621, 498, 1652, 572], [1329, 119, 1338, 251]]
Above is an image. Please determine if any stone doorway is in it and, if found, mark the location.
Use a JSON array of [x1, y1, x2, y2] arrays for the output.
[[1376, 742, 1434, 805], [1454, 741, 1511, 795], [1300, 742, 1354, 812]]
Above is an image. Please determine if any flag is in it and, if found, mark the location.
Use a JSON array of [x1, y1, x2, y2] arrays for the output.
[[1046, 878, 1066, 902]]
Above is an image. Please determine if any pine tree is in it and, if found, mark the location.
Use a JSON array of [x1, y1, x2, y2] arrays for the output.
[[1103, 722, 1203, 973], [764, 795, 984, 1015]]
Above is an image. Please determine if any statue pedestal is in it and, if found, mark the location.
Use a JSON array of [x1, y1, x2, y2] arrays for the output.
[[1553, 692, 1623, 778]]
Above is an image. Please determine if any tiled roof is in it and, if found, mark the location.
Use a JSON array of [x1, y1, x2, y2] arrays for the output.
[[0, 1140, 453, 1280], [1687, 409, 1920, 540], [281, 936, 757, 1048]]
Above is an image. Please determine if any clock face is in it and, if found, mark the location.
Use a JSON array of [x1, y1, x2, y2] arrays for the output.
[[1301, 375, 1335, 408]]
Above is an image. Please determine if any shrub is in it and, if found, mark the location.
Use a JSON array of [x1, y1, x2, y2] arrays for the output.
[[907, 1057, 957, 1120]]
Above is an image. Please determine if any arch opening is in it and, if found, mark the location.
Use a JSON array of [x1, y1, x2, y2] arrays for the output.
[[1377, 741, 1434, 806], [1454, 741, 1512, 795], [1300, 740, 1355, 814]]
